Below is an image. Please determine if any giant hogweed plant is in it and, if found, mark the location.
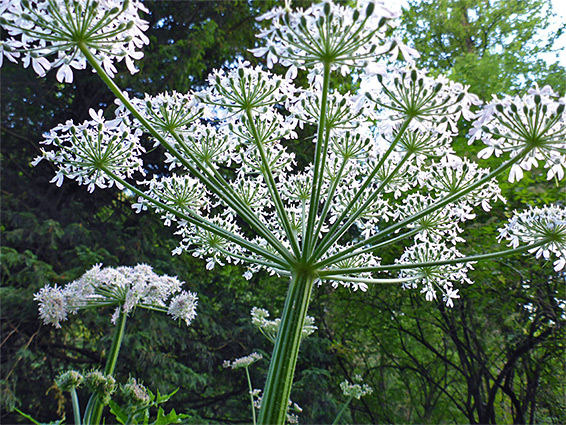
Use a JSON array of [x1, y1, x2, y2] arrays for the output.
[[2, 0, 566, 423]]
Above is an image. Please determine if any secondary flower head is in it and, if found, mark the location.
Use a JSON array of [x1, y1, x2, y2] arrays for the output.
[[252, 0, 417, 72], [223, 352, 263, 369], [32, 109, 146, 193], [340, 375, 373, 399], [498, 205, 566, 271], [469, 86, 566, 182], [0, 0, 150, 82], [34, 264, 198, 327], [398, 241, 474, 307]]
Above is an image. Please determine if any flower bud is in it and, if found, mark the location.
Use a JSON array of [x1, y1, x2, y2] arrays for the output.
[[366, 2, 375, 17], [56, 370, 84, 392], [410, 70, 417, 82], [324, 2, 331, 16], [557, 103, 565, 115], [85, 370, 116, 405], [496, 104, 504, 113], [121, 378, 150, 407]]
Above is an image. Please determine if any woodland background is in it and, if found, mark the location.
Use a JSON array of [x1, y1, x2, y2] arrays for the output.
[[1, 0, 565, 423]]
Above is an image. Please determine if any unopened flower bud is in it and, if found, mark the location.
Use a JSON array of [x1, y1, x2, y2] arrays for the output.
[[85, 370, 116, 405], [366, 2, 375, 17], [56, 370, 84, 392], [121, 378, 150, 406]]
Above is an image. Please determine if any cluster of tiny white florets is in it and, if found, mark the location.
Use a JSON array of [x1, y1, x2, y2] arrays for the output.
[[10, 0, 564, 307], [251, 0, 417, 73], [0, 0, 149, 82], [32, 108, 146, 193], [34, 264, 198, 328], [469, 85, 566, 183], [398, 242, 474, 307], [251, 307, 317, 343], [340, 375, 373, 399], [498, 205, 566, 272], [223, 352, 263, 370]]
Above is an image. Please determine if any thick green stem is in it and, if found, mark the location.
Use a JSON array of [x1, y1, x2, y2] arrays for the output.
[[257, 270, 316, 424], [70, 387, 82, 425], [87, 310, 127, 425]]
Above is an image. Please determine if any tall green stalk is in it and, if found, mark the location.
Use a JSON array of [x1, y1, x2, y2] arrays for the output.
[[86, 310, 128, 425], [257, 270, 316, 424]]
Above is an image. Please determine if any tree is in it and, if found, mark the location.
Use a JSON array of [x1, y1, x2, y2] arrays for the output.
[[402, 0, 566, 99]]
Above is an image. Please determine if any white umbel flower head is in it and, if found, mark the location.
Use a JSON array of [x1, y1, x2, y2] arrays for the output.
[[469, 86, 566, 182], [0, 0, 150, 82], [498, 205, 566, 271], [34, 264, 197, 327]]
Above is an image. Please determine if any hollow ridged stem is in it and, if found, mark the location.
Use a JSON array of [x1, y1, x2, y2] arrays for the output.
[[257, 270, 316, 424]]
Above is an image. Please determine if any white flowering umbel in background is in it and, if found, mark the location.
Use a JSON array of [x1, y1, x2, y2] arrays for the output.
[[33, 264, 198, 424], [2, 0, 566, 423]]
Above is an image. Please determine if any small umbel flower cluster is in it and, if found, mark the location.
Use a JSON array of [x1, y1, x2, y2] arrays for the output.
[[34, 264, 198, 328], [0, 0, 149, 82], [498, 205, 566, 272]]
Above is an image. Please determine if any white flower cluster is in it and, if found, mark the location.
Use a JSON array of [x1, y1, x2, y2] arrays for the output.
[[340, 375, 373, 399], [398, 242, 474, 307], [498, 205, 566, 271], [251, 0, 417, 72], [34, 264, 198, 328], [11, 0, 564, 307], [251, 307, 317, 343], [32, 108, 145, 193], [469, 85, 566, 182], [223, 352, 263, 370], [0, 0, 149, 82]]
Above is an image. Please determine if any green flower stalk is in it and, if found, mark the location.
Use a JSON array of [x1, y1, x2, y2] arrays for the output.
[[3, 1, 565, 423]]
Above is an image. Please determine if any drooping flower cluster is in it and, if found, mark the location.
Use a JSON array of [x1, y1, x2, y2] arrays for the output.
[[0, 0, 149, 82], [498, 205, 566, 271], [34, 264, 198, 327]]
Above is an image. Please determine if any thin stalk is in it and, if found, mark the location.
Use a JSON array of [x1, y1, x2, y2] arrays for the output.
[[317, 239, 548, 276], [102, 167, 288, 268], [331, 396, 354, 425], [257, 270, 316, 424], [87, 310, 127, 425], [167, 128, 292, 261], [245, 366, 257, 425], [245, 109, 301, 258], [311, 117, 412, 262], [317, 147, 530, 268], [303, 63, 332, 258]]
